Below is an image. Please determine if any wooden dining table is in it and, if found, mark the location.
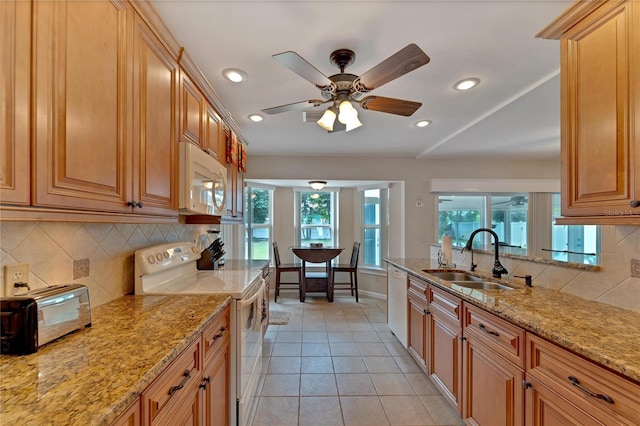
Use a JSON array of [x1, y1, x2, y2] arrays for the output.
[[291, 246, 343, 302]]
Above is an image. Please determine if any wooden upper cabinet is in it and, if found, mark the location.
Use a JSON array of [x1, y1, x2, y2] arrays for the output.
[[32, 0, 132, 212], [0, 0, 31, 206], [132, 15, 179, 215], [179, 73, 205, 147], [539, 0, 639, 224], [203, 104, 223, 160]]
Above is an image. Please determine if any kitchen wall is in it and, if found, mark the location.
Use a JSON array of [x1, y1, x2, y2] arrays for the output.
[[0, 222, 218, 306]]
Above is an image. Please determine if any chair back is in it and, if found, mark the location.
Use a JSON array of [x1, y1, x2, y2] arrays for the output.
[[349, 242, 361, 268], [273, 242, 282, 267]]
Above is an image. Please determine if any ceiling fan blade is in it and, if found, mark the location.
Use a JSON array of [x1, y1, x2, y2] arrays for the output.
[[262, 99, 327, 115], [359, 96, 422, 116], [357, 44, 430, 91], [272, 51, 334, 89]]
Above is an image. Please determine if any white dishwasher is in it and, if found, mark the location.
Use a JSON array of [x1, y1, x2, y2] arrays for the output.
[[387, 264, 408, 348]]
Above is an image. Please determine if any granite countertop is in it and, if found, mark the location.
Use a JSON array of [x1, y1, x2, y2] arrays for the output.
[[385, 258, 640, 384], [0, 294, 231, 425]]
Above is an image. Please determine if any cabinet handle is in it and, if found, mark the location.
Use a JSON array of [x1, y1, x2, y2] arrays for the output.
[[213, 327, 227, 341], [460, 336, 467, 342], [199, 376, 210, 390], [522, 381, 532, 389], [567, 376, 614, 404], [630, 200, 640, 208], [126, 201, 144, 208], [478, 323, 499, 337], [168, 369, 191, 396]]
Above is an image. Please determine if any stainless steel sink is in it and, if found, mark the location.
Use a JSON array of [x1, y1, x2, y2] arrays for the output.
[[425, 271, 485, 282], [451, 281, 513, 291]]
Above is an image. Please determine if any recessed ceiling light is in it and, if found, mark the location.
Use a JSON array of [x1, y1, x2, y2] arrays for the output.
[[454, 78, 480, 91], [248, 114, 263, 122], [222, 68, 248, 83], [416, 120, 432, 128]]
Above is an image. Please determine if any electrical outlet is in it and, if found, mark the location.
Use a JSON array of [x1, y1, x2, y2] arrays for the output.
[[4, 263, 30, 296]]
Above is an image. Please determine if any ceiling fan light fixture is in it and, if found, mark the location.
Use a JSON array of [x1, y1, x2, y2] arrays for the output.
[[317, 109, 337, 131], [222, 68, 248, 83], [337, 100, 362, 131], [454, 78, 480, 91], [309, 180, 327, 190], [345, 115, 363, 132]]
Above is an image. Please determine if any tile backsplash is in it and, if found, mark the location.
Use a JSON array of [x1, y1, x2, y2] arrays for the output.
[[431, 225, 640, 312], [0, 222, 224, 306]]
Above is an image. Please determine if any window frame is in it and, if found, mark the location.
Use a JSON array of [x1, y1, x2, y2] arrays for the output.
[[245, 186, 273, 262], [294, 189, 339, 248], [360, 188, 389, 269]]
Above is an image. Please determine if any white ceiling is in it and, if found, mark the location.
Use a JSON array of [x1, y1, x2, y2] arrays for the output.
[[152, 0, 570, 160]]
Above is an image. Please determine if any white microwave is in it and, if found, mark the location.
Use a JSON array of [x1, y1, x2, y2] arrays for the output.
[[179, 142, 227, 216]]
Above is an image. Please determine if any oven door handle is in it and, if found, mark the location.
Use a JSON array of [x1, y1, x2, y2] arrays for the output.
[[237, 279, 266, 310]]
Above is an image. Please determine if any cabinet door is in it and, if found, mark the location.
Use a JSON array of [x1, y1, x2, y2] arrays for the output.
[[407, 294, 428, 371], [463, 336, 524, 426], [204, 104, 222, 159], [202, 341, 230, 426], [560, 0, 638, 216], [132, 16, 178, 216], [33, 0, 133, 212], [428, 309, 462, 413], [0, 0, 30, 205], [179, 73, 205, 147]]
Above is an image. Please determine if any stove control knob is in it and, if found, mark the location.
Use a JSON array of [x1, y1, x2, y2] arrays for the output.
[[163, 252, 170, 259], [148, 255, 156, 264], [156, 253, 163, 262]]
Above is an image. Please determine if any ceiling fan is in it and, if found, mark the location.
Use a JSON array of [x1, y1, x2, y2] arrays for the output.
[[262, 44, 430, 132], [493, 196, 529, 206]]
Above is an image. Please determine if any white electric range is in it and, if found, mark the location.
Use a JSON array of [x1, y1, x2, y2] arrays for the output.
[[134, 242, 266, 426]]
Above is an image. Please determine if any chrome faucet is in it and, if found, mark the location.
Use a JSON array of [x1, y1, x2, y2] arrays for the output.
[[462, 228, 508, 278]]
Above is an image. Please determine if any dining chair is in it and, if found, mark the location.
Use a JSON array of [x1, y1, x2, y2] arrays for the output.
[[332, 242, 360, 302], [272, 242, 302, 302]]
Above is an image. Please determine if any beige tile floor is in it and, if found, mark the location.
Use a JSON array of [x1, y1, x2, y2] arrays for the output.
[[252, 291, 465, 426]]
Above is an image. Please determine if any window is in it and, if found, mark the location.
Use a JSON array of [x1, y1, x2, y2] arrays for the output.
[[490, 193, 528, 248], [361, 188, 388, 268], [437, 192, 600, 265], [438, 195, 484, 246], [245, 187, 272, 261], [296, 191, 337, 247], [551, 193, 600, 262]]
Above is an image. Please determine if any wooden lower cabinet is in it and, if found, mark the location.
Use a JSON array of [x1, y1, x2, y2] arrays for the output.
[[427, 286, 462, 414], [202, 339, 230, 426], [112, 398, 141, 426], [131, 305, 229, 426], [408, 294, 428, 371], [525, 333, 640, 425], [525, 374, 605, 426], [463, 336, 524, 426]]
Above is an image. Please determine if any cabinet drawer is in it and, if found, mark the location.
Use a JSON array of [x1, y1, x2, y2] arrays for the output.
[[428, 285, 461, 325], [463, 302, 525, 368], [526, 334, 640, 425], [142, 337, 201, 425], [408, 286, 427, 306], [408, 276, 428, 294], [202, 305, 230, 364]]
